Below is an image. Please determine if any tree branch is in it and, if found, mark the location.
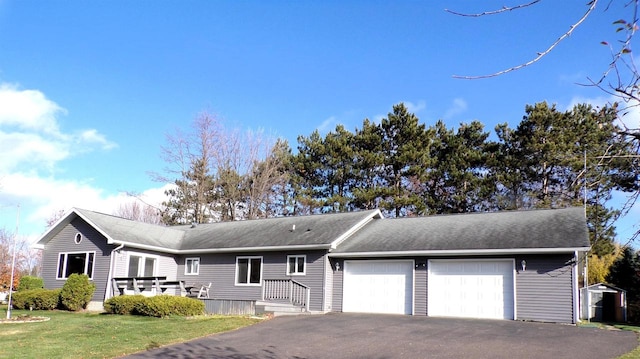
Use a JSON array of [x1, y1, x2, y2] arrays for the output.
[[445, 0, 541, 17], [452, 0, 598, 79]]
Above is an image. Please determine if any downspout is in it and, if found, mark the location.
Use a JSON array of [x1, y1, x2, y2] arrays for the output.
[[573, 250, 580, 324], [105, 243, 125, 301]]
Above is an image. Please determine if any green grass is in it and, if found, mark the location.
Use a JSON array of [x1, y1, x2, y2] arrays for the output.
[[616, 324, 640, 359], [0, 309, 262, 359]]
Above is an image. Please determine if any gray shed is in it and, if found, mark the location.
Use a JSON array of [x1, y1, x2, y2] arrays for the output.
[[581, 283, 627, 322]]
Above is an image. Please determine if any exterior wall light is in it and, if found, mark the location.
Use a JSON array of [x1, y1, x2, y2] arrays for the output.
[[521, 260, 526, 272]]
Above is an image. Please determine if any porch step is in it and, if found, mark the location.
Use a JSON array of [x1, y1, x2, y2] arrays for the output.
[[256, 301, 308, 317]]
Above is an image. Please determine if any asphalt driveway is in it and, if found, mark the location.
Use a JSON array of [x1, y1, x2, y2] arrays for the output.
[[124, 313, 638, 359]]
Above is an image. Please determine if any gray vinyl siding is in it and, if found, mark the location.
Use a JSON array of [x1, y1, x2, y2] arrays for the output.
[[176, 250, 328, 312], [331, 259, 343, 312], [41, 218, 115, 302], [414, 259, 427, 316], [515, 253, 575, 323]]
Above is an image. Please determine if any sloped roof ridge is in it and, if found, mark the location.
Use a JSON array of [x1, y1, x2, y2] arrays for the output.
[[382, 206, 583, 220]]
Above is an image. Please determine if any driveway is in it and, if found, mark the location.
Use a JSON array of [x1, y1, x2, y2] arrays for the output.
[[124, 313, 638, 359]]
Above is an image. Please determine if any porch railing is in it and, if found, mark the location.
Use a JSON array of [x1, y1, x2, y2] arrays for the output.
[[262, 279, 310, 312]]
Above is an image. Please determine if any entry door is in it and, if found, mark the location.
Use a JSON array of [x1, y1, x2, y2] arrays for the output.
[[343, 260, 414, 315]]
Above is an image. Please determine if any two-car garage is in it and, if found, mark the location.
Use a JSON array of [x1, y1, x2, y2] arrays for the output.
[[341, 259, 515, 320]]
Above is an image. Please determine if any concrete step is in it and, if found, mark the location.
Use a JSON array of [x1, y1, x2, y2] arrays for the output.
[[256, 301, 307, 316]]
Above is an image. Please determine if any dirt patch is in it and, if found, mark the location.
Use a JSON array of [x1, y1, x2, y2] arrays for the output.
[[0, 315, 50, 324]]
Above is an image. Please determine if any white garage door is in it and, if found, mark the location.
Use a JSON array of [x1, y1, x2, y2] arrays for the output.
[[428, 260, 514, 320], [343, 260, 413, 315]]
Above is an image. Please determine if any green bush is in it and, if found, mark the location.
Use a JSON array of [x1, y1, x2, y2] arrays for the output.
[[60, 274, 96, 311], [11, 289, 61, 310], [17, 276, 44, 291], [104, 295, 146, 315], [133, 295, 205, 317]]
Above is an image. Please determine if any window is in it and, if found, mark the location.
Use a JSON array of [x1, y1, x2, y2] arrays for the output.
[[127, 254, 157, 277], [185, 257, 200, 275], [74, 233, 83, 244], [287, 255, 306, 275], [57, 252, 95, 279], [236, 256, 262, 285]]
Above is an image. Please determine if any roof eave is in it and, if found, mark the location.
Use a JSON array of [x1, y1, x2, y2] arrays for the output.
[[111, 241, 332, 255], [328, 247, 591, 258]]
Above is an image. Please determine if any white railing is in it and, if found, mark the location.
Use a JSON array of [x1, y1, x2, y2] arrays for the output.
[[262, 279, 310, 311]]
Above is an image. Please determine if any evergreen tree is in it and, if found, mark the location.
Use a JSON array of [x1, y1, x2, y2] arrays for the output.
[[378, 103, 432, 217]]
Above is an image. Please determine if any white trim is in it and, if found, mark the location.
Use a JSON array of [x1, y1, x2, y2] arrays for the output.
[[427, 258, 515, 320], [573, 250, 580, 324], [184, 257, 200, 276], [107, 240, 331, 255], [329, 209, 383, 250], [56, 251, 96, 280], [329, 247, 590, 258], [286, 255, 306, 276], [235, 256, 263, 286], [125, 252, 159, 277]]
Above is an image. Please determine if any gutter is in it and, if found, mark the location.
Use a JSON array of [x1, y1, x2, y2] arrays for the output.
[[105, 243, 125, 300], [107, 240, 333, 255], [328, 247, 592, 258]]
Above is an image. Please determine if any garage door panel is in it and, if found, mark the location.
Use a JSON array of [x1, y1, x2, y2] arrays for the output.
[[428, 260, 514, 320], [343, 260, 413, 315]]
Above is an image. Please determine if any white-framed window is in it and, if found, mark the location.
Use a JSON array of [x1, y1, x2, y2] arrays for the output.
[[286, 255, 306, 275], [127, 253, 158, 277], [57, 252, 95, 280], [235, 256, 262, 286], [74, 233, 83, 244], [185, 257, 200, 275]]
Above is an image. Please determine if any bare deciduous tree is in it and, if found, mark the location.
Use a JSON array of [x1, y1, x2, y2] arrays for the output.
[[113, 200, 163, 225]]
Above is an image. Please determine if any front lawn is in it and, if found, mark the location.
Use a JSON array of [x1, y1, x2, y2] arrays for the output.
[[0, 309, 262, 358]]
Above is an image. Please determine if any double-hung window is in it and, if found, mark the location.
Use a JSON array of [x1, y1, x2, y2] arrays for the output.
[[127, 254, 157, 277], [287, 255, 306, 275], [236, 256, 262, 285], [57, 252, 95, 279], [185, 257, 200, 275]]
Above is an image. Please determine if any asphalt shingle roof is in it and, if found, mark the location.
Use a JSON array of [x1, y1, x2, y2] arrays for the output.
[[39, 207, 588, 255], [73, 208, 380, 251], [331, 207, 589, 254]]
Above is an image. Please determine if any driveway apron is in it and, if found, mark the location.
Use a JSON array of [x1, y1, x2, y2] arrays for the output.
[[123, 313, 638, 359]]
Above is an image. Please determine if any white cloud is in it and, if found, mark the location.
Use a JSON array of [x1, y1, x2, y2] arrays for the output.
[[443, 98, 468, 120], [0, 83, 120, 240], [0, 83, 117, 173], [317, 116, 336, 133], [567, 95, 640, 131], [0, 83, 65, 134], [403, 100, 426, 114], [76, 129, 118, 150]]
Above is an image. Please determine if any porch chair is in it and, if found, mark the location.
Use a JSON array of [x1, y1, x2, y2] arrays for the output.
[[197, 283, 212, 299]]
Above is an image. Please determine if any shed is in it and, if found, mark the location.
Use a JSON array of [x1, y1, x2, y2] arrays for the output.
[[581, 283, 627, 322]]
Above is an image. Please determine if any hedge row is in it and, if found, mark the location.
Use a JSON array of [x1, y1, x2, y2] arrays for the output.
[[104, 295, 205, 317], [11, 289, 61, 310], [10, 274, 95, 311]]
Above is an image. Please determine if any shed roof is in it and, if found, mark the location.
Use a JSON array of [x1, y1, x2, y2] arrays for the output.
[[330, 207, 589, 256]]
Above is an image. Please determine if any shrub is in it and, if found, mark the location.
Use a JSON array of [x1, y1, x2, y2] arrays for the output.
[[60, 274, 96, 311], [17, 276, 44, 291], [104, 295, 146, 315], [134, 295, 205, 317], [11, 289, 60, 310]]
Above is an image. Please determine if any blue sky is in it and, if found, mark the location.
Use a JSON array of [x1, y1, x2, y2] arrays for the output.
[[0, 0, 638, 243]]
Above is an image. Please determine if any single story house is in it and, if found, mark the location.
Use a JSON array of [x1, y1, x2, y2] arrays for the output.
[[34, 207, 589, 323]]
